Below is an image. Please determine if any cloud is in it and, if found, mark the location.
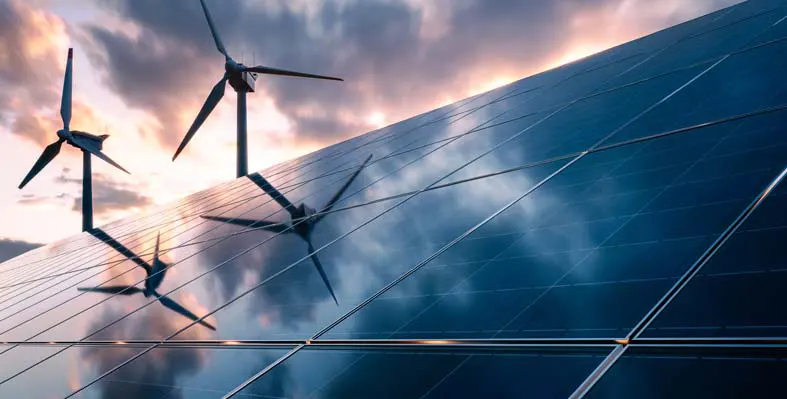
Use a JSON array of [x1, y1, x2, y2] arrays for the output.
[[54, 169, 153, 216], [0, 238, 43, 262], [0, 0, 68, 145], [81, 0, 738, 156], [79, 297, 211, 398], [0, 0, 114, 149]]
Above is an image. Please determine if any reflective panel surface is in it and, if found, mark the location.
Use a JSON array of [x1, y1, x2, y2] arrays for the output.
[[1, 1, 786, 397], [238, 346, 611, 399]]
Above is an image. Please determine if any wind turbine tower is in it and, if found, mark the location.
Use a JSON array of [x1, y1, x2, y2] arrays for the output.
[[17, 48, 130, 232], [172, 0, 345, 178]]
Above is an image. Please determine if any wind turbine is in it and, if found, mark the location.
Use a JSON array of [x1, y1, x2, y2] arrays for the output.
[[172, 0, 344, 178], [17, 48, 130, 232], [78, 229, 216, 331], [201, 154, 374, 305]]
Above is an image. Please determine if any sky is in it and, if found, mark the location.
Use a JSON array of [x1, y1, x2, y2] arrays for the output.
[[0, 0, 740, 259]]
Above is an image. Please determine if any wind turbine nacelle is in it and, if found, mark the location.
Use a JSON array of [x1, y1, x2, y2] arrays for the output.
[[229, 71, 259, 93], [72, 131, 109, 151]]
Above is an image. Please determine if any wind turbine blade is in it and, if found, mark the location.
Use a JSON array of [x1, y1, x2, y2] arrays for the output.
[[77, 286, 144, 295], [18, 139, 64, 189], [247, 173, 298, 217], [154, 232, 160, 260], [307, 240, 338, 305], [61, 48, 73, 129], [199, 0, 228, 58], [173, 76, 228, 161], [317, 154, 373, 219], [148, 232, 168, 291], [156, 293, 216, 331], [89, 228, 151, 272], [243, 65, 343, 82], [71, 136, 130, 174], [201, 215, 290, 233]]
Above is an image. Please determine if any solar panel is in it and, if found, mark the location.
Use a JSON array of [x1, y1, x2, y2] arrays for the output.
[[1, 0, 786, 397]]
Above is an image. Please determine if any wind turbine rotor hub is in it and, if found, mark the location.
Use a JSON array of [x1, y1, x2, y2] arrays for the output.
[[56, 129, 70, 141], [225, 58, 243, 74]]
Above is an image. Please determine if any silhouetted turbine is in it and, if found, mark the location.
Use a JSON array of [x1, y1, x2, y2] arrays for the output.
[[172, 0, 344, 178], [17, 48, 130, 232], [78, 229, 216, 331], [201, 154, 374, 305]]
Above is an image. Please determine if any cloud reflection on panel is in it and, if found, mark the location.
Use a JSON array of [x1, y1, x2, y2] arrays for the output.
[[190, 156, 375, 335], [78, 229, 217, 340], [76, 344, 206, 399], [170, 150, 565, 341]]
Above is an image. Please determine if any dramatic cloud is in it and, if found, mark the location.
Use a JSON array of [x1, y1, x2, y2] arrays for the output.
[[0, 0, 67, 145], [84, 0, 738, 153], [0, 238, 42, 262], [55, 169, 153, 216], [0, 0, 112, 148]]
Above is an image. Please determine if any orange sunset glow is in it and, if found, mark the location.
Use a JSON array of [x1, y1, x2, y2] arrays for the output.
[[0, 0, 740, 253]]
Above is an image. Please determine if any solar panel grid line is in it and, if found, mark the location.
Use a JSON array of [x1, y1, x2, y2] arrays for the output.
[[270, 89, 548, 193], [261, 89, 493, 181], [15, 70, 592, 320], [303, 30, 746, 344], [0, 80, 756, 396], [2, 43, 643, 283], [484, 125, 735, 339], [221, 345, 305, 399], [588, 56, 728, 150], [11, 337, 787, 348], [223, 15, 787, 390], [0, 141, 382, 288], [0, 339, 622, 347], [0, 156, 399, 343], [205, 101, 787, 235], [568, 344, 629, 399], [681, 5, 784, 42], [0, 152, 456, 350], [14, 127, 379, 268], [56, 13, 738, 393], [627, 165, 787, 340], [591, 11, 784, 92], [0, 176, 265, 293], [289, 81, 540, 177], [309, 155, 585, 341], [248, 87, 521, 200], [21, 73, 551, 350], [58, 103, 589, 394], [0, 175, 244, 265], [0, 160, 385, 333], [0, 180, 258, 287], [283, 51, 659, 177], [567, 166, 787, 399], [0, 176, 251, 276], [2, 1, 784, 396], [415, 355, 473, 399]]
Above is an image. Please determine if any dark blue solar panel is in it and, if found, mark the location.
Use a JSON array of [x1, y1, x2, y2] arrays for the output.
[[73, 346, 292, 398], [443, 63, 710, 184], [598, 8, 786, 89], [239, 347, 610, 399], [1, 0, 785, 396], [321, 108, 787, 340], [0, 344, 148, 398], [586, 347, 787, 399], [604, 39, 787, 146], [643, 166, 787, 337]]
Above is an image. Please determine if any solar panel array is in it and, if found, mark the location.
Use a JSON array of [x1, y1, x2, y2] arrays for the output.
[[1, 0, 787, 397]]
